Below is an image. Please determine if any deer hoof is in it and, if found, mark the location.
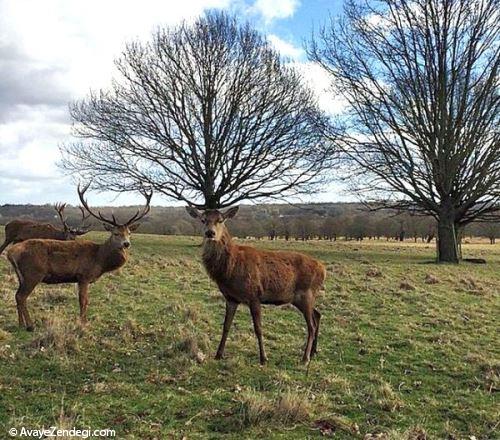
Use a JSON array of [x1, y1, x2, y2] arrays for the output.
[[214, 352, 224, 360], [26, 325, 34, 332]]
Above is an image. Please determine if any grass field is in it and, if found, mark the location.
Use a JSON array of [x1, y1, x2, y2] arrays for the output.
[[0, 229, 498, 439]]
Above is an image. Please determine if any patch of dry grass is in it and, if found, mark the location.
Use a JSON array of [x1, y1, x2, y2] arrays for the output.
[[366, 378, 405, 413], [28, 316, 84, 355], [238, 388, 311, 427], [424, 274, 439, 284], [366, 267, 383, 278], [459, 276, 484, 294]]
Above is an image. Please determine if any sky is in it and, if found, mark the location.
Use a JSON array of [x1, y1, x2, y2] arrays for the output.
[[0, 0, 345, 206]]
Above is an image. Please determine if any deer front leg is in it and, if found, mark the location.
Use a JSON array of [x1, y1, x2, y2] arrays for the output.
[[78, 282, 90, 324], [249, 300, 267, 365], [215, 300, 238, 360]]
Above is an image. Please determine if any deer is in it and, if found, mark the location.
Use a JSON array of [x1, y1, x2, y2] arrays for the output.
[[0, 203, 91, 255], [6, 184, 151, 331], [186, 206, 326, 365]]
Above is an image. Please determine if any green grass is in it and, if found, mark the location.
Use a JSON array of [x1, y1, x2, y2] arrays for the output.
[[0, 229, 498, 439]]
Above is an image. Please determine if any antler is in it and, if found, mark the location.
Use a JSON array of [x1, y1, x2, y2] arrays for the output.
[[77, 183, 119, 226], [78, 206, 92, 226], [77, 183, 152, 227], [72, 206, 93, 235], [54, 203, 69, 231], [124, 188, 152, 226]]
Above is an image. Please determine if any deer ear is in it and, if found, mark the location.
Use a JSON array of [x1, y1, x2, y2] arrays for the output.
[[103, 223, 114, 231], [185, 206, 201, 219], [128, 223, 140, 232], [223, 206, 239, 220]]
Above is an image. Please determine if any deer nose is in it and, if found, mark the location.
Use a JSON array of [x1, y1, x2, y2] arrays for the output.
[[123, 241, 131, 248], [205, 230, 215, 239]]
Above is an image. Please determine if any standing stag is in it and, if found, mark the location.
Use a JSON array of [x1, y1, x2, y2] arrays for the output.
[[0, 203, 90, 254], [6, 184, 151, 331], [186, 207, 326, 364]]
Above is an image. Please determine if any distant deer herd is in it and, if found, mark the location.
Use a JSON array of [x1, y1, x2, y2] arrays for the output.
[[0, 186, 326, 364]]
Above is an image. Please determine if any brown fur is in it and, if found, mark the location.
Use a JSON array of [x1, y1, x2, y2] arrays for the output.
[[1, 220, 69, 252], [6, 224, 137, 331], [187, 207, 326, 364], [0, 205, 89, 255], [4, 186, 151, 331]]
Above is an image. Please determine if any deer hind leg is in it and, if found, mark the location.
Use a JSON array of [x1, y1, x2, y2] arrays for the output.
[[11, 260, 24, 327], [249, 300, 267, 365], [311, 308, 321, 357], [215, 300, 238, 360], [78, 282, 90, 325], [9, 256, 32, 330], [294, 290, 316, 364], [15, 291, 26, 328]]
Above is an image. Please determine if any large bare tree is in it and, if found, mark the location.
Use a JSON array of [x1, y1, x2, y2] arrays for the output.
[[309, 0, 500, 262], [61, 11, 328, 209]]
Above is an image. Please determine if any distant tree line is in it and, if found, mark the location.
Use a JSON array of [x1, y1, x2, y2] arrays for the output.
[[1, 203, 498, 244]]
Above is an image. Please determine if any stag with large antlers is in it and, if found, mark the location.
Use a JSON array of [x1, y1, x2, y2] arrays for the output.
[[186, 206, 326, 364], [0, 203, 90, 255], [6, 184, 151, 330]]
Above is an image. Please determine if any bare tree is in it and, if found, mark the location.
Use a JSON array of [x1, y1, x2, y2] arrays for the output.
[[472, 222, 500, 244], [310, 0, 500, 262], [61, 11, 328, 209], [321, 216, 338, 240]]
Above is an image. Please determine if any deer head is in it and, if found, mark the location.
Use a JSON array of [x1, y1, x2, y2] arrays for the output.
[[186, 206, 239, 241], [78, 183, 152, 250]]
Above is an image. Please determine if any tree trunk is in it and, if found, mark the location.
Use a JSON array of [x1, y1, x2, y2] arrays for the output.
[[437, 214, 459, 263], [205, 191, 218, 209]]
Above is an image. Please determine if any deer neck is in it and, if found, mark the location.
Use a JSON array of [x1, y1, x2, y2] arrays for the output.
[[202, 226, 236, 282], [97, 238, 128, 274]]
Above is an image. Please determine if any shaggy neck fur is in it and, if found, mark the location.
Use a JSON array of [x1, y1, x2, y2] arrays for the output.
[[202, 226, 236, 283], [98, 239, 128, 274]]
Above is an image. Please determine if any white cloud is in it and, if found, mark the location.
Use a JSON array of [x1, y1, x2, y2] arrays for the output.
[[267, 34, 304, 59], [0, 0, 318, 206], [0, 0, 232, 95], [292, 62, 347, 115], [253, 0, 300, 22], [0, 0, 231, 205]]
